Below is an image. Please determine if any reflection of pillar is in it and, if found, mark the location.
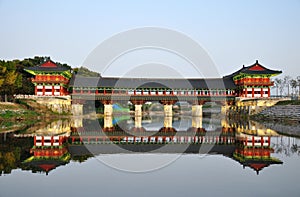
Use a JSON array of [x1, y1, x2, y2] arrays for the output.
[[135, 116, 142, 128], [221, 118, 229, 128], [135, 104, 142, 117], [221, 105, 229, 115], [104, 104, 113, 116], [72, 117, 83, 128], [72, 104, 83, 116], [192, 105, 202, 117], [192, 116, 202, 128], [164, 104, 173, 117], [104, 115, 113, 128], [164, 116, 172, 128]]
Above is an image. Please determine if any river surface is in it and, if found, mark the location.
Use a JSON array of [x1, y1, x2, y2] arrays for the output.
[[0, 115, 300, 197]]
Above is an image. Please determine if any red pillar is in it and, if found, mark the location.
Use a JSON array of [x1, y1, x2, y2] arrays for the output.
[[35, 86, 37, 95], [51, 136, 54, 146], [42, 86, 45, 96], [252, 88, 254, 98], [34, 136, 36, 145], [268, 88, 270, 97], [261, 88, 263, 98], [41, 136, 44, 146], [59, 86, 62, 96], [52, 86, 54, 96]]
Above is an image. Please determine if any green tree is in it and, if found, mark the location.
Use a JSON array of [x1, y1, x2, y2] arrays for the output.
[[0, 56, 72, 100]]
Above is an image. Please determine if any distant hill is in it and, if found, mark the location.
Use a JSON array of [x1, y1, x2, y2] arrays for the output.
[[73, 66, 101, 77]]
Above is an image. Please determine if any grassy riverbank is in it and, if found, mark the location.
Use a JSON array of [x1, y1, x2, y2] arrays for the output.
[[275, 100, 300, 105], [0, 100, 59, 133]]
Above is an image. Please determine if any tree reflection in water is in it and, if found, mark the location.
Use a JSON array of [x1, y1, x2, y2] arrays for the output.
[[1, 116, 299, 175]]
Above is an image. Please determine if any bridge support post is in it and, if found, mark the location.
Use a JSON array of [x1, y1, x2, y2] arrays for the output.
[[164, 104, 173, 117], [221, 105, 230, 116], [104, 104, 113, 116], [135, 116, 142, 128], [72, 117, 83, 128], [104, 115, 113, 128], [72, 104, 83, 116], [190, 101, 205, 117], [160, 100, 175, 117], [192, 116, 202, 128], [192, 105, 202, 117], [164, 116, 173, 128], [135, 104, 142, 117]]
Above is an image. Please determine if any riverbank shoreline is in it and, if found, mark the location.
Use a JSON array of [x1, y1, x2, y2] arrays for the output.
[[250, 102, 300, 136], [251, 103, 300, 123], [0, 100, 71, 133]]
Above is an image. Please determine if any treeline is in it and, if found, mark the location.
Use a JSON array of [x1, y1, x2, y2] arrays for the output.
[[274, 76, 300, 97], [0, 56, 72, 102], [0, 56, 101, 101]]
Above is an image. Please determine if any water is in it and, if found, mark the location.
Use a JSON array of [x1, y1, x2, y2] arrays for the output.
[[0, 115, 300, 197]]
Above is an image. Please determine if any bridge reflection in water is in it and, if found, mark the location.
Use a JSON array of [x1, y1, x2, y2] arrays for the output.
[[12, 116, 283, 175]]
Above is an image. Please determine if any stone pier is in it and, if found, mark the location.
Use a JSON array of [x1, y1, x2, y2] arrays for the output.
[[72, 104, 83, 116], [104, 104, 113, 116], [104, 115, 113, 128], [72, 117, 83, 128], [221, 105, 230, 116], [135, 116, 142, 128], [192, 116, 202, 129], [160, 101, 175, 117], [164, 104, 173, 117], [192, 105, 202, 117], [164, 116, 173, 128], [135, 104, 142, 117], [131, 100, 145, 117]]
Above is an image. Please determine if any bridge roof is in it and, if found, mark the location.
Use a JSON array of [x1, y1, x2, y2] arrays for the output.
[[69, 76, 236, 89]]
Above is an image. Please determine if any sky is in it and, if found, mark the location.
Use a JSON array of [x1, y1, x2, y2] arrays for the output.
[[0, 0, 300, 78]]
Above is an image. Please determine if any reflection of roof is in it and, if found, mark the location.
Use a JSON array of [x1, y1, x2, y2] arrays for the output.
[[23, 159, 69, 175], [25, 60, 70, 72], [243, 160, 283, 175], [224, 60, 282, 77], [233, 153, 283, 175], [69, 76, 236, 89]]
